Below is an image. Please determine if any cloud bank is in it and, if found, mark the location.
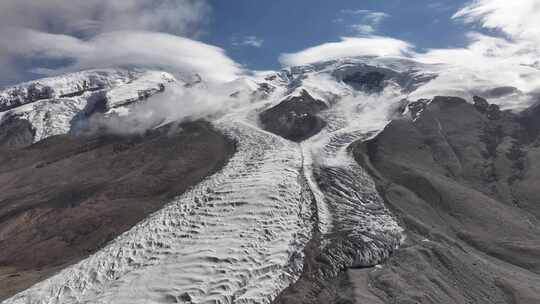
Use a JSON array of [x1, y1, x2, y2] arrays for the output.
[[0, 0, 242, 85], [412, 0, 540, 106], [279, 36, 413, 66], [281, 0, 540, 109], [454, 0, 540, 44], [86, 79, 256, 135]]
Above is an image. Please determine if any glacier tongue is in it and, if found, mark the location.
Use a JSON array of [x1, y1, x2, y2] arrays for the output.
[[282, 85, 405, 295], [3, 58, 417, 303], [5, 116, 314, 304]]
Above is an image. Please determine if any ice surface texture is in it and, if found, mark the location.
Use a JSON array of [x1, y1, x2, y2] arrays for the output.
[[3, 57, 419, 303]]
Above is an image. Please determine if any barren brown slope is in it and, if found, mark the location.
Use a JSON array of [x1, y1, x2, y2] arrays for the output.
[[0, 121, 235, 300], [351, 96, 540, 304]]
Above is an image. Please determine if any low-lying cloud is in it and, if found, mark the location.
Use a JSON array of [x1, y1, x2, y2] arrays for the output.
[[0, 0, 242, 85], [454, 0, 540, 44], [414, 0, 540, 107], [84, 80, 254, 136]]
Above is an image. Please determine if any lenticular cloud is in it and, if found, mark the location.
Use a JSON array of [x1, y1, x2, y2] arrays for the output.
[[279, 36, 413, 66], [280, 0, 540, 110], [0, 0, 242, 85]]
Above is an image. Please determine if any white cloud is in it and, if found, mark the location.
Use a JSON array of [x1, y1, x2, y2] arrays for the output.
[[90, 80, 256, 135], [1, 29, 241, 83], [232, 36, 264, 48], [341, 9, 389, 36], [340, 9, 371, 15], [449, 0, 540, 68], [408, 0, 540, 108], [453, 0, 540, 43], [282, 0, 540, 110], [362, 12, 390, 25], [279, 36, 413, 66], [341, 9, 389, 21], [451, 0, 540, 68], [351, 24, 375, 35], [0, 0, 243, 85], [427, 1, 455, 12], [0, 0, 210, 37], [410, 32, 540, 105]]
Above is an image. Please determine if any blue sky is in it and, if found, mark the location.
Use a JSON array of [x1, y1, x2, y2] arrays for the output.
[[204, 0, 470, 70], [2, 0, 540, 88]]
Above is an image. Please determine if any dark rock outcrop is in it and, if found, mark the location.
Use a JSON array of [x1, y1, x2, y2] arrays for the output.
[[487, 103, 501, 120], [331, 63, 438, 94], [408, 99, 429, 119], [0, 84, 55, 112], [473, 95, 489, 112], [0, 121, 235, 300], [342, 71, 387, 92], [26, 83, 54, 102], [260, 90, 328, 142], [474, 95, 502, 120], [350, 96, 540, 304], [518, 101, 540, 142], [0, 114, 36, 149]]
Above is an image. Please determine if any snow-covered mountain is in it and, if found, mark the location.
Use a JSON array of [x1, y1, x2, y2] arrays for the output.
[[2, 56, 540, 304], [0, 69, 176, 147]]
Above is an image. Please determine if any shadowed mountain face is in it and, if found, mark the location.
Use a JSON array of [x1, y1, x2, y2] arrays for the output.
[[3, 59, 540, 304], [352, 96, 540, 304], [0, 115, 35, 149], [260, 90, 328, 142], [342, 71, 387, 93], [0, 121, 235, 300]]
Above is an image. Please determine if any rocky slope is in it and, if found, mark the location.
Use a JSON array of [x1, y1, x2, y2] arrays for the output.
[[0, 70, 236, 300], [0, 121, 235, 300], [352, 96, 540, 303], [1, 57, 540, 304]]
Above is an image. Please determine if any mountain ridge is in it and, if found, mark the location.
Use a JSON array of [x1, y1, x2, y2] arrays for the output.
[[1, 56, 539, 303]]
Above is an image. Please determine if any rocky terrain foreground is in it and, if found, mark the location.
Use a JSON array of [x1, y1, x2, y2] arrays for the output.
[[351, 96, 540, 304], [0, 57, 539, 304], [0, 121, 235, 300]]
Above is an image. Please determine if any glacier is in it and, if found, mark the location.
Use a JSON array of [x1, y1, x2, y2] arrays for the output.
[[0, 57, 460, 304]]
